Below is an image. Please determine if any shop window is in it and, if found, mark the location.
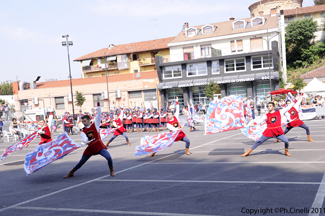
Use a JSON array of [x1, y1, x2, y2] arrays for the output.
[[184, 46, 194, 60], [93, 94, 104, 107], [250, 37, 263, 52], [129, 91, 142, 99], [187, 63, 207, 77], [251, 56, 273, 70], [163, 65, 182, 79], [201, 45, 211, 57], [227, 83, 247, 99], [192, 86, 210, 106], [211, 61, 220, 74], [225, 58, 245, 73], [231, 40, 243, 53], [255, 80, 275, 99], [55, 97, 65, 110], [167, 88, 184, 109]]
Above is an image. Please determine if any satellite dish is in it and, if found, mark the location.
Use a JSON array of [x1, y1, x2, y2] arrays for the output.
[[136, 73, 141, 79]]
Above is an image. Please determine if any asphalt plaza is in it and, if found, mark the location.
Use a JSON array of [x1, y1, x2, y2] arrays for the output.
[[0, 120, 325, 216]]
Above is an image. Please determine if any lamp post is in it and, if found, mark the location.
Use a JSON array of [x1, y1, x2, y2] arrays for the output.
[[62, 35, 75, 125], [104, 53, 110, 111]]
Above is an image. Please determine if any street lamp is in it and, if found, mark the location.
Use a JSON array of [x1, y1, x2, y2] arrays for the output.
[[104, 52, 110, 111], [62, 34, 75, 125]]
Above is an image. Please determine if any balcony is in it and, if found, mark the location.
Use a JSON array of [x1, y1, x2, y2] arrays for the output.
[[138, 57, 156, 66], [82, 62, 118, 73]]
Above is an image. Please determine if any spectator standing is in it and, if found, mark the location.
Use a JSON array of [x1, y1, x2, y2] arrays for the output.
[[256, 96, 262, 116], [3, 103, 9, 121]]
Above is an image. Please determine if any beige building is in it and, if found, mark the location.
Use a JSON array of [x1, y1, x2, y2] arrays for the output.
[[13, 71, 160, 117], [249, 0, 303, 17]]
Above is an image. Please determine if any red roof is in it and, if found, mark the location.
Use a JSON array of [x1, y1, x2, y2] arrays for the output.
[[74, 37, 175, 61], [284, 4, 325, 16], [34, 71, 158, 89], [301, 65, 325, 79]]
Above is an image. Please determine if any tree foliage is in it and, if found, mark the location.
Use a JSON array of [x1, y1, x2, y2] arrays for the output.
[[288, 71, 305, 91], [204, 80, 220, 100], [75, 91, 86, 108], [314, 0, 325, 5], [0, 82, 13, 95], [286, 18, 318, 68]]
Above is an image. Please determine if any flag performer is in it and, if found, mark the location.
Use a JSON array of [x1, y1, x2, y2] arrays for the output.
[[106, 110, 130, 147], [64, 102, 115, 178], [37, 119, 52, 145], [149, 97, 191, 157], [242, 95, 302, 157]]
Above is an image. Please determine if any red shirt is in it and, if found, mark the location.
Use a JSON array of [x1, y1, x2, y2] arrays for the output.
[[287, 107, 304, 127], [39, 125, 52, 145], [262, 111, 284, 137], [83, 123, 106, 156], [113, 118, 126, 135], [167, 116, 186, 141]]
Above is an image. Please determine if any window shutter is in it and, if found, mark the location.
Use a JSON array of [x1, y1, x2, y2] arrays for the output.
[[231, 41, 236, 52], [183, 47, 194, 53], [250, 38, 263, 52], [237, 40, 243, 51]]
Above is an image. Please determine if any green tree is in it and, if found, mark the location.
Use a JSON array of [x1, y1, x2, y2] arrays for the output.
[[0, 82, 13, 95], [314, 0, 325, 5], [286, 18, 318, 68], [289, 71, 305, 91], [75, 91, 86, 109], [204, 80, 220, 100]]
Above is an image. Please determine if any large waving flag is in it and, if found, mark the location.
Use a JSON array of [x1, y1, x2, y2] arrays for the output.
[[134, 130, 181, 156], [205, 95, 245, 134], [241, 115, 267, 141], [24, 133, 82, 175], [99, 128, 115, 140], [1, 132, 38, 161]]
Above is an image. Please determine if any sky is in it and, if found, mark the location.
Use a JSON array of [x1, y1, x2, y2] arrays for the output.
[[0, 0, 315, 83]]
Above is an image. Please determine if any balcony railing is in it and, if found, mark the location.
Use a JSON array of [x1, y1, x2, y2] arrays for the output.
[[82, 63, 118, 73], [138, 57, 156, 66]]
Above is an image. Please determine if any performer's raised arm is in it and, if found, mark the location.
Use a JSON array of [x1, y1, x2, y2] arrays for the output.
[[95, 102, 102, 131], [175, 97, 180, 120], [280, 95, 302, 116]]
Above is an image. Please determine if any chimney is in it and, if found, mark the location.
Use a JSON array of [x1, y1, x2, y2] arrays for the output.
[[108, 44, 115, 50], [259, 11, 264, 15], [184, 22, 189, 29], [230, 17, 235, 21]]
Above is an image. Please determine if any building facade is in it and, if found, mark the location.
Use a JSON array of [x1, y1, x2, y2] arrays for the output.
[[156, 15, 281, 108], [13, 72, 159, 117]]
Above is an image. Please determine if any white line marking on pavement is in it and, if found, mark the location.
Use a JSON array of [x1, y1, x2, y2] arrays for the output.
[[309, 173, 325, 216], [0, 133, 240, 213], [97, 179, 323, 185], [148, 161, 325, 164], [13, 206, 219, 216]]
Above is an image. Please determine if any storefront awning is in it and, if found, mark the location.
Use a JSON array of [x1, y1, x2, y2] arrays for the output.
[[107, 56, 117, 61], [209, 77, 222, 82], [81, 59, 91, 67], [192, 78, 208, 86], [255, 71, 280, 80], [158, 81, 179, 90], [178, 80, 193, 88]]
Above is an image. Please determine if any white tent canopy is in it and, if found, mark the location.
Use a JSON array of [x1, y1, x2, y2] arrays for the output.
[[303, 77, 325, 93]]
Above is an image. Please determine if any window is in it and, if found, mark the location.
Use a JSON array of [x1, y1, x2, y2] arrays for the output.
[[163, 65, 182, 79], [285, 16, 295, 22], [187, 28, 196, 37], [225, 58, 245, 72], [234, 21, 244, 29], [143, 89, 157, 101], [55, 97, 65, 109], [192, 86, 210, 106], [129, 91, 142, 99], [252, 18, 263, 26], [93, 94, 104, 107], [184, 46, 194, 60], [231, 40, 243, 53], [132, 54, 138, 61], [167, 88, 184, 109], [250, 37, 263, 52], [201, 45, 211, 57], [304, 14, 312, 18], [187, 63, 207, 76], [251, 56, 273, 69], [321, 13, 325, 18], [211, 61, 220, 74], [227, 83, 247, 99], [202, 26, 213, 34], [20, 99, 28, 111], [134, 69, 138, 73], [270, 8, 276, 15]]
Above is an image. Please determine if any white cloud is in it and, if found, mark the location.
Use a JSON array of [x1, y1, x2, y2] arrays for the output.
[[90, 0, 230, 17]]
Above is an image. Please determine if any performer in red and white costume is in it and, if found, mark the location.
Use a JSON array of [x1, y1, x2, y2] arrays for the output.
[[136, 107, 143, 133], [160, 108, 167, 131], [37, 120, 52, 145], [149, 97, 191, 157], [106, 110, 130, 147], [274, 94, 314, 143], [242, 95, 302, 157], [64, 102, 115, 178]]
